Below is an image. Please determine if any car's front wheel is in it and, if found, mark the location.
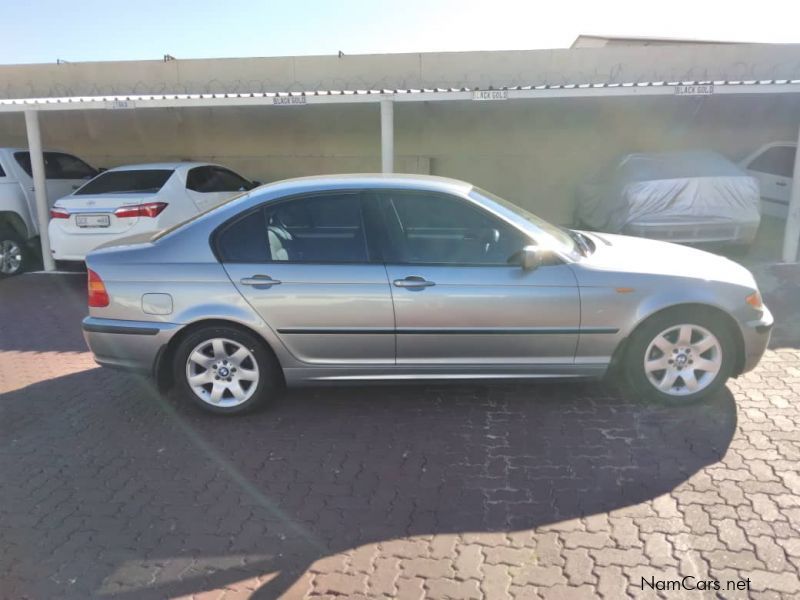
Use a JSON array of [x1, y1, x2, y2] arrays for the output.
[[624, 309, 735, 405], [173, 325, 280, 414], [0, 229, 29, 278]]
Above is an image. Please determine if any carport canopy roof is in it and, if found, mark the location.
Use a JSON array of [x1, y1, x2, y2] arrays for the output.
[[2, 78, 800, 111]]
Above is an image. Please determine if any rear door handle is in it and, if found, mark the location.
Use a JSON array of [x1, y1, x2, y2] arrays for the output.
[[240, 275, 282, 287], [776, 181, 788, 187], [393, 276, 435, 288]]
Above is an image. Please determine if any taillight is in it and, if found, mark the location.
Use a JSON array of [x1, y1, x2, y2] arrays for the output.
[[87, 269, 110, 307], [50, 207, 70, 219], [114, 202, 168, 219]]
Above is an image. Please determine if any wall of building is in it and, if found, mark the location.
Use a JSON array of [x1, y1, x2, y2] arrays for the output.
[[1, 93, 799, 224], [1, 46, 799, 224]]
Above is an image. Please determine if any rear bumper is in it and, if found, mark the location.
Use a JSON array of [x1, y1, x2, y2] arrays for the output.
[[82, 316, 181, 373], [739, 305, 774, 374], [50, 222, 157, 261]]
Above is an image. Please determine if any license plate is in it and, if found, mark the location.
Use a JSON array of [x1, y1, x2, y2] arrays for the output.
[[76, 214, 111, 228]]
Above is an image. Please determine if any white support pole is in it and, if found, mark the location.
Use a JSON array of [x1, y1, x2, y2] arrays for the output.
[[23, 110, 55, 271], [380, 98, 394, 174]]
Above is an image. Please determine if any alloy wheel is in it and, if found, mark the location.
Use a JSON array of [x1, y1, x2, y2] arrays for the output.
[[185, 337, 260, 407], [0, 239, 22, 275], [643, 324, 722, 396]]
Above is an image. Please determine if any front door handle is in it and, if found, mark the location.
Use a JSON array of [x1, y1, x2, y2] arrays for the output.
[[240, 275, 282, 287], [393, 276, 435, 288], [776, 181, 788, 187]]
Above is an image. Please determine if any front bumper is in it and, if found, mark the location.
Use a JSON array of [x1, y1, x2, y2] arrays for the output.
[[82, 316, 181, 373], [739, 304, 774, 374]]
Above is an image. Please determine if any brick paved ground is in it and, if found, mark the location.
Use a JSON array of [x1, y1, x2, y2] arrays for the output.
[[1, 273, 800, 599]]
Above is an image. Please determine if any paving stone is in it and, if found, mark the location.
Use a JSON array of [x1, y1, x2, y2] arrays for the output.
[[426, 577, 482, 600], [454, 545, 484, 581]]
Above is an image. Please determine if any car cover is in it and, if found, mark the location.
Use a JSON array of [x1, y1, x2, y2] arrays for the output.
[[576, 151, 761, 233]]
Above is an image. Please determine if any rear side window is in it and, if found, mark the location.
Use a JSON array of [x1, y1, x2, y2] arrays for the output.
[[75, 169, 174, 195], [187, 166, 252, 192], [0, 162, 5, 177], [748, 146, 796, 178], [216, 210, 270, 262], [216, 193, 370, 263], [14, 152, 97, 180]]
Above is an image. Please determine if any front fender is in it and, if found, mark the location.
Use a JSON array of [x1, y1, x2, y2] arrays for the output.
[[576, 277, 749, 367]]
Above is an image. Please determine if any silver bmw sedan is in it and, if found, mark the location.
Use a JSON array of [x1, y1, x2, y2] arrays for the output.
[[82, 174, 773, 414]]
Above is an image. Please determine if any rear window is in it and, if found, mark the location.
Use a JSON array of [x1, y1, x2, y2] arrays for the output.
[[75, 169, 174, 195]]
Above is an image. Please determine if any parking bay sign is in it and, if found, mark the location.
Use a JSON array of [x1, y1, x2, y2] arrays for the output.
[[473, 90, 509, 101], [674, 84, 714, 96]]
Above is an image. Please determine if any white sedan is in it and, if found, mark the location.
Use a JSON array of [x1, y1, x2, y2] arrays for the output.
[[49, 162, 257, 262]]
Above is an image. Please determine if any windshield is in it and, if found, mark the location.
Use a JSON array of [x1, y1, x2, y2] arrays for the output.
[[471, 187, 579, 255], [75, 169, 174, 195]]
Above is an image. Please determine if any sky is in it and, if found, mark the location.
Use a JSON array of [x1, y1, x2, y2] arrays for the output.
[[0, 0, 798, 65]]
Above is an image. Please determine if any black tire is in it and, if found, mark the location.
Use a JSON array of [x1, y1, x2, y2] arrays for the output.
[[172, 325, 281, 415], [623, 308, 736, 406], [0, 228, 30, 278]]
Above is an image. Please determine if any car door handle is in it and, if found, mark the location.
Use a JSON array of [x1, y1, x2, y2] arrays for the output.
[[393, 276, 435, 288], [240, 275, 282, 287], [776, 181, 788, 187]]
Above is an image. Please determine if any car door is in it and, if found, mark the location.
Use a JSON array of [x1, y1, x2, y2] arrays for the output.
[[376, 189, 580, 366], [219, 191, 395, 365], [186, 165, 252, 212], [744, 145, 795, 218]]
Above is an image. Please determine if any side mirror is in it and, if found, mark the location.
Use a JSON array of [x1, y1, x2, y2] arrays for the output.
[[250, 180, 262, 189], [520, 245, 542, 271]]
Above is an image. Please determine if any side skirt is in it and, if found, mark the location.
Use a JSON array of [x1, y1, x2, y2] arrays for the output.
[[282, 363, 608, 387]]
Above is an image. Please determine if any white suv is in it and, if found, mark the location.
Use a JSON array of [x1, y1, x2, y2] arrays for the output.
[[740, 142, 796, 219], [0, 148, 98, 276]]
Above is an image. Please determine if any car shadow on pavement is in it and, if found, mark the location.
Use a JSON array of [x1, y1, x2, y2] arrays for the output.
[[0, 366, 737, 599]]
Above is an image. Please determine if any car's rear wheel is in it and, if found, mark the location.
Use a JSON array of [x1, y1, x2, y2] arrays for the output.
[[173, 325, 279, 414], [624, 309, 735, 405], [0, 229, 28, 278]]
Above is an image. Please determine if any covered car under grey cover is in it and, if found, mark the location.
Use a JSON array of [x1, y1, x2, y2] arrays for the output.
[[576, 151, 761, 243]]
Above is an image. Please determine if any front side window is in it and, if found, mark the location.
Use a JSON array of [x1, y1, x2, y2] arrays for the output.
[[74, 169, 174, 195], [379, 191, 526, 265], [14, 152, 97, 180], [748, 146, 796, 178], [216, 193, 370, 263]]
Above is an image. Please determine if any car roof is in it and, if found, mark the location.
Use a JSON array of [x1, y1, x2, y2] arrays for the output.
[[257, 173, 474, 195], [104, 162, 218, 172]]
